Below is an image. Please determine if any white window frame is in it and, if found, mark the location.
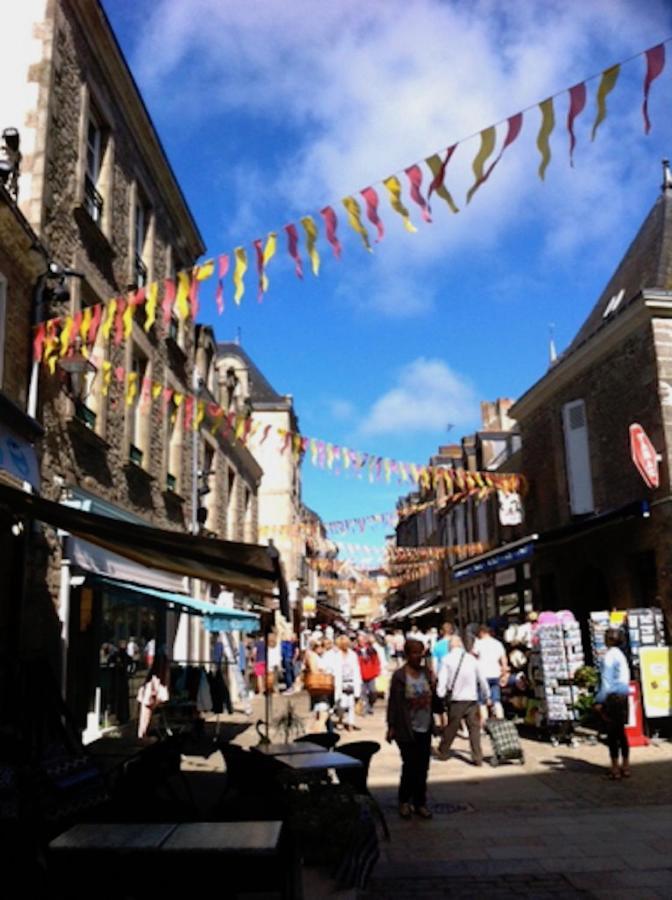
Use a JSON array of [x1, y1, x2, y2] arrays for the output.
[[562, 399, 595, 515], [86, 111, 102, 185]]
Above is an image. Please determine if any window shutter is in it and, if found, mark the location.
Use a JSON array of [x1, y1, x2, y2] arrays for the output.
[[562, 399, 594, 514]]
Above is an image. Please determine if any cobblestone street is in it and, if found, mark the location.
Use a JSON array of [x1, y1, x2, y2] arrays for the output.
[[193, 689, 672, 899]]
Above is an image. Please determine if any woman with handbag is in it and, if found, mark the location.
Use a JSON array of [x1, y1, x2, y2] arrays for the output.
[[386, 639, 434, 819], [594, 628, 631, 780], [304, 640, 334, 730], [333, 635, 362, 731]]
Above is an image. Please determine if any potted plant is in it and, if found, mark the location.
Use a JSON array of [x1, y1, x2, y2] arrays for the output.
[[272, 701, 305, 744]]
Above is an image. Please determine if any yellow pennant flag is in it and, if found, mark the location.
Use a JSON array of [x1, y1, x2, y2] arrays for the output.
[[175, 271, 191, 320], [59, 316, 73, 357], [342, 196, 372, 252], [261, 232, 277, 293], [326, 444, 335, 468], [123, 296, 135, 339], [536, 97, 555, 180], [466, 126, 496, 203], [591, 64, 620, 141], [80, 306, 92, 343], [383, 176, 417, 233], [425, 154, 459, 213], [233, 247, 247, 304], [310, 439, 318, 465], [144, 282, 158, 333], [173, 392, 183, 407], [196, 259, 215, 282], [342, 446, 351, 470], [195, 400, 205, 431], [101, 360, 113, 396], [151, 381, 163, 401], [234, 415, 246, 440], [125, 371, 138, 407], [102, 299, 117, 341], [300, 216, 320, 276]]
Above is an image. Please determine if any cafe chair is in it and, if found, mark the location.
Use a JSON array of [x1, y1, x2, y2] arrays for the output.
[[295, 732, 340, 751], [217, 744, 285, 820], [337, 741, 389, 840]]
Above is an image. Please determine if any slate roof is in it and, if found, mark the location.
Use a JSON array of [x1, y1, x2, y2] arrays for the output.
[[216, 343, 288, 405], [565, 177, 672, 356]]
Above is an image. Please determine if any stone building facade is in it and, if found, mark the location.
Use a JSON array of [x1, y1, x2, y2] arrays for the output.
[[0, 1, 263, 727], [511, 168, 672, 633]]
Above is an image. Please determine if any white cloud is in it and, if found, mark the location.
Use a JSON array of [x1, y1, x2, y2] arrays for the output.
[[130, 0, 672, 315], [359, 357, 479, 436], [329, 398, 357, 421]]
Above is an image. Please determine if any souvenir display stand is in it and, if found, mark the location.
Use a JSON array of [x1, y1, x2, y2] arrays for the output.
[[527, 616, 585, 746]]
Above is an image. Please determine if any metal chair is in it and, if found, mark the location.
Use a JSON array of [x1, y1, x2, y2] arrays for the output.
[[295, 732, 340, 751], [337, 741, 389, 840]]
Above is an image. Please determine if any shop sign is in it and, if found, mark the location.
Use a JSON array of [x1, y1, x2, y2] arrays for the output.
[[629, 423, 660, 488], [639, 646, 672, 718], [0, 422, 40, 490], [498, 490, 523, 526]]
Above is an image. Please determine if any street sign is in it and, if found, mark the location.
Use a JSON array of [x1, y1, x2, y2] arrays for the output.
[[629, 423, 660, 488]]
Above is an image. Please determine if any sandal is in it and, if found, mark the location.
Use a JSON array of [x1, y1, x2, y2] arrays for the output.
[[621, 766, 631, 778], [399, 803, 412, 819], [415, 805, 433, 819], [606, 770, 622, 780]]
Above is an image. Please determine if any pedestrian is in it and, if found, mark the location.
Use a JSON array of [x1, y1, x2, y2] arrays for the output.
[[252, 633, 267, 694], [304, 640, 334, 731], [355, 632, 381, 715], [333, 635, 362, 731], [431, 622, 455, 673], [386, 639, 434, 819], [594, 628, 631, 780], [435, 636, 490, 765], [472, 624, 508, 720], [281, 632, 299, 693]]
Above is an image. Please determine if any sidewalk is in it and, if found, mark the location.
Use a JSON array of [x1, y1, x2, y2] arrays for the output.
[[191, 689, 672, 898]]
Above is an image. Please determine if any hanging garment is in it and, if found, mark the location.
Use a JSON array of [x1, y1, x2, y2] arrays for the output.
[[196, 669, 213, 713]]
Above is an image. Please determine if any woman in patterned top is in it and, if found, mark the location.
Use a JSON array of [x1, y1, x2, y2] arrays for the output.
[[386, 639, 434, 819]]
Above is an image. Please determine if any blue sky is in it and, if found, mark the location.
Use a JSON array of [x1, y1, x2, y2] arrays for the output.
[[105, 0, 672, 553]]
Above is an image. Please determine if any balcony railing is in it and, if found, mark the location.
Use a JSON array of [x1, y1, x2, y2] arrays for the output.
[[84, 175, 104, 224]]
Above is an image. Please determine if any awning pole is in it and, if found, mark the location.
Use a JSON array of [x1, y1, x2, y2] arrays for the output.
[[58, 552, 71, 698]]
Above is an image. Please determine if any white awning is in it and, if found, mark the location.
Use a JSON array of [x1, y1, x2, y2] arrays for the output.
[[68, 536, 187, 593], [389, 598, 428, 621]]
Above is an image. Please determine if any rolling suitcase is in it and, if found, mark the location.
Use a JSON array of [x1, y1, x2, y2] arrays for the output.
[[485, 719, 525, 766]]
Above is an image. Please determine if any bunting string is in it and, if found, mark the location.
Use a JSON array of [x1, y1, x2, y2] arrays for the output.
[[33, 40, 670, 341]]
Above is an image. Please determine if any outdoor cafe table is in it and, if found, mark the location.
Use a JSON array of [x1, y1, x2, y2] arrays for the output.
[[251, 740, 325, 756], [272, 750, 362, 775]]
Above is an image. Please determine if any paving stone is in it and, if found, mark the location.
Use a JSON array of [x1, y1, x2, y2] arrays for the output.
[[540, 855, 627, 873]]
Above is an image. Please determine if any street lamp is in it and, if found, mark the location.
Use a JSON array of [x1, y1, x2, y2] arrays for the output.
[[57, 339, 97, 403]]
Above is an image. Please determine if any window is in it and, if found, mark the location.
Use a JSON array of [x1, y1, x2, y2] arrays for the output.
[[166, 393, 182, 492], [84, 110, 104, 224], [562, 399, 594, 515], [134, 194, 150, 288], [0, 273, 6, 389], [128, 350, 148, 466]]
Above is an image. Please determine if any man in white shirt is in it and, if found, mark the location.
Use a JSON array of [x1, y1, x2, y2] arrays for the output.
[[436, 637, 490, 765], [472, 625, 508, 720]]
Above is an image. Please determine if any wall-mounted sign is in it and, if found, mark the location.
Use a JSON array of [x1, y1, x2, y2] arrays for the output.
[[629, 423, 660, 489], [498, 490, 523, 526], [0, 423, 40, 490]]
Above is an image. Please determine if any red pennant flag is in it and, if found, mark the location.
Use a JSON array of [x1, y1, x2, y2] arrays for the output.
[[188, 272, 199, 319], [360, 187, 384, 241], [567, 83, 586, 167], [405, 165, 431, 223], [428, 144, 457, 198], [643, 44, 665, 134], [284, 224, 303, 279], [260, 424, 272, 444], [115, 365, 125, 383], [114, 298, 126, 345], [184, 395, 194, 431], [162, 279, 176, 328], [88, 303, 102, 345], [33, 323, 46, 362], [320, 206, 342, 259], [216, 254, 228, 315], [253, 239, 265, 302], [486, 113, 522, 182]]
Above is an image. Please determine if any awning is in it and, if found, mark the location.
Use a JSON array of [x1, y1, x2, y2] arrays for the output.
[[69, 536, 186, 593], [452, 535, 538, 582], [389, 598, 428, 620], [0, 481, 285, 599], [94, 576, 260, 633]]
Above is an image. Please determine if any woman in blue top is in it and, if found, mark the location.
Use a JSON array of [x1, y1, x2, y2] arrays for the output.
[[594, 629, 631, 779]]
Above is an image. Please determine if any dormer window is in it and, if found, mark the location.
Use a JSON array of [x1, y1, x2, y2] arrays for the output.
[[602, 288, 624, 319]]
